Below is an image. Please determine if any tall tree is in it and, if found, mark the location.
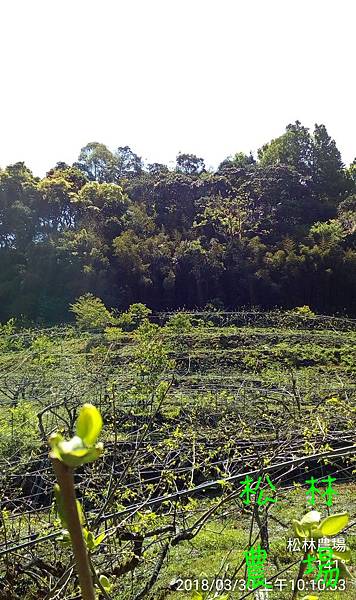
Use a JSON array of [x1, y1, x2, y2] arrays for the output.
[[218, 152, 255, 172], [258, 121, 349, 200], [312, 123, 349, 199], [258, 121, 314, 177], [147, 162, 169, 176], [176, 153, 205, 175], [0, 162, 40, 250], [77, 181, 129, 239], [75, 142, 116, 183], [114, 146, 143, 179]]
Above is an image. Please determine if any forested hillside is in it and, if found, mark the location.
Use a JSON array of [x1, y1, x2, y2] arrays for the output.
[[1, 121, 355, 322]]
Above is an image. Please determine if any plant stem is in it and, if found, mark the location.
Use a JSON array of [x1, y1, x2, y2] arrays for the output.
[[51, 458, 95, 600], [292, 550, 308, 600]]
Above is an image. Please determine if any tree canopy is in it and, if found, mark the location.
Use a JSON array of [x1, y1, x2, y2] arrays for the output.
[[0, 122, 355, 323]]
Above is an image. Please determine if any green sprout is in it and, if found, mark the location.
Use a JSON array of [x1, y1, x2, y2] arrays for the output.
[[49, 404, 105, 600], [97, 574, 112, 595], [292, 510, 351, 563], [49, 403, 104, 467], [291, 509, 352, 599]]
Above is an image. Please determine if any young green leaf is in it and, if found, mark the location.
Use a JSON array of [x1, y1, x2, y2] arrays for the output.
[[49, 433, 104, 467], [319, 512, 349, 536], [94, 532, 106, 547], [292, 519, 309, 539], [76, 403, 103, 446], [83, 529, 96, 550], [99, 575, 111, 592], [49, 404, 104, 467]]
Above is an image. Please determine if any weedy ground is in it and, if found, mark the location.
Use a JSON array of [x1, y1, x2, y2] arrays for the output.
[[161, 484, 356, 600], [0, 312, 355, 599]]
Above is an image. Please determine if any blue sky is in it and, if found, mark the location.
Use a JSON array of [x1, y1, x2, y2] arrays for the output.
[[1, 0, 355, 175]]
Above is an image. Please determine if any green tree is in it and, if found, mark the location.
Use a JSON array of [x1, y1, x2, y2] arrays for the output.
[[78, 181, 129, 239], [75, 142, 117, 183], [113, 230, 174, 307], [312, 123, 349, 199], [309, 220, 345, 250], [153, 172, 200, 231], [258, 122, 349, 200], [37, 175, 79, 233], [147, 162, 169, 176], [114, 146, 143, 179], [338, 195, 356, 235], [258, 121, 314, 176], [218, 151, 255, 171], [195, 193, 250, 243], [0, 162, 40, 250], [176, 152, 205, 175]]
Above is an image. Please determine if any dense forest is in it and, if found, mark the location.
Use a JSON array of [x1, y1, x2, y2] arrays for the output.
[[1, 120, 355, 322]]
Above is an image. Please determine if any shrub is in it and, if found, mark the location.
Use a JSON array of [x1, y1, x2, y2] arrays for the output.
[[293, 305, 316, 318], [69, 294, 115, 331], [0, 401, 39, 458], [165, 311, 192, 334], [116, 303, 152, 331], [104, 326, 125, 342], [0, 318, 23, 351]]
